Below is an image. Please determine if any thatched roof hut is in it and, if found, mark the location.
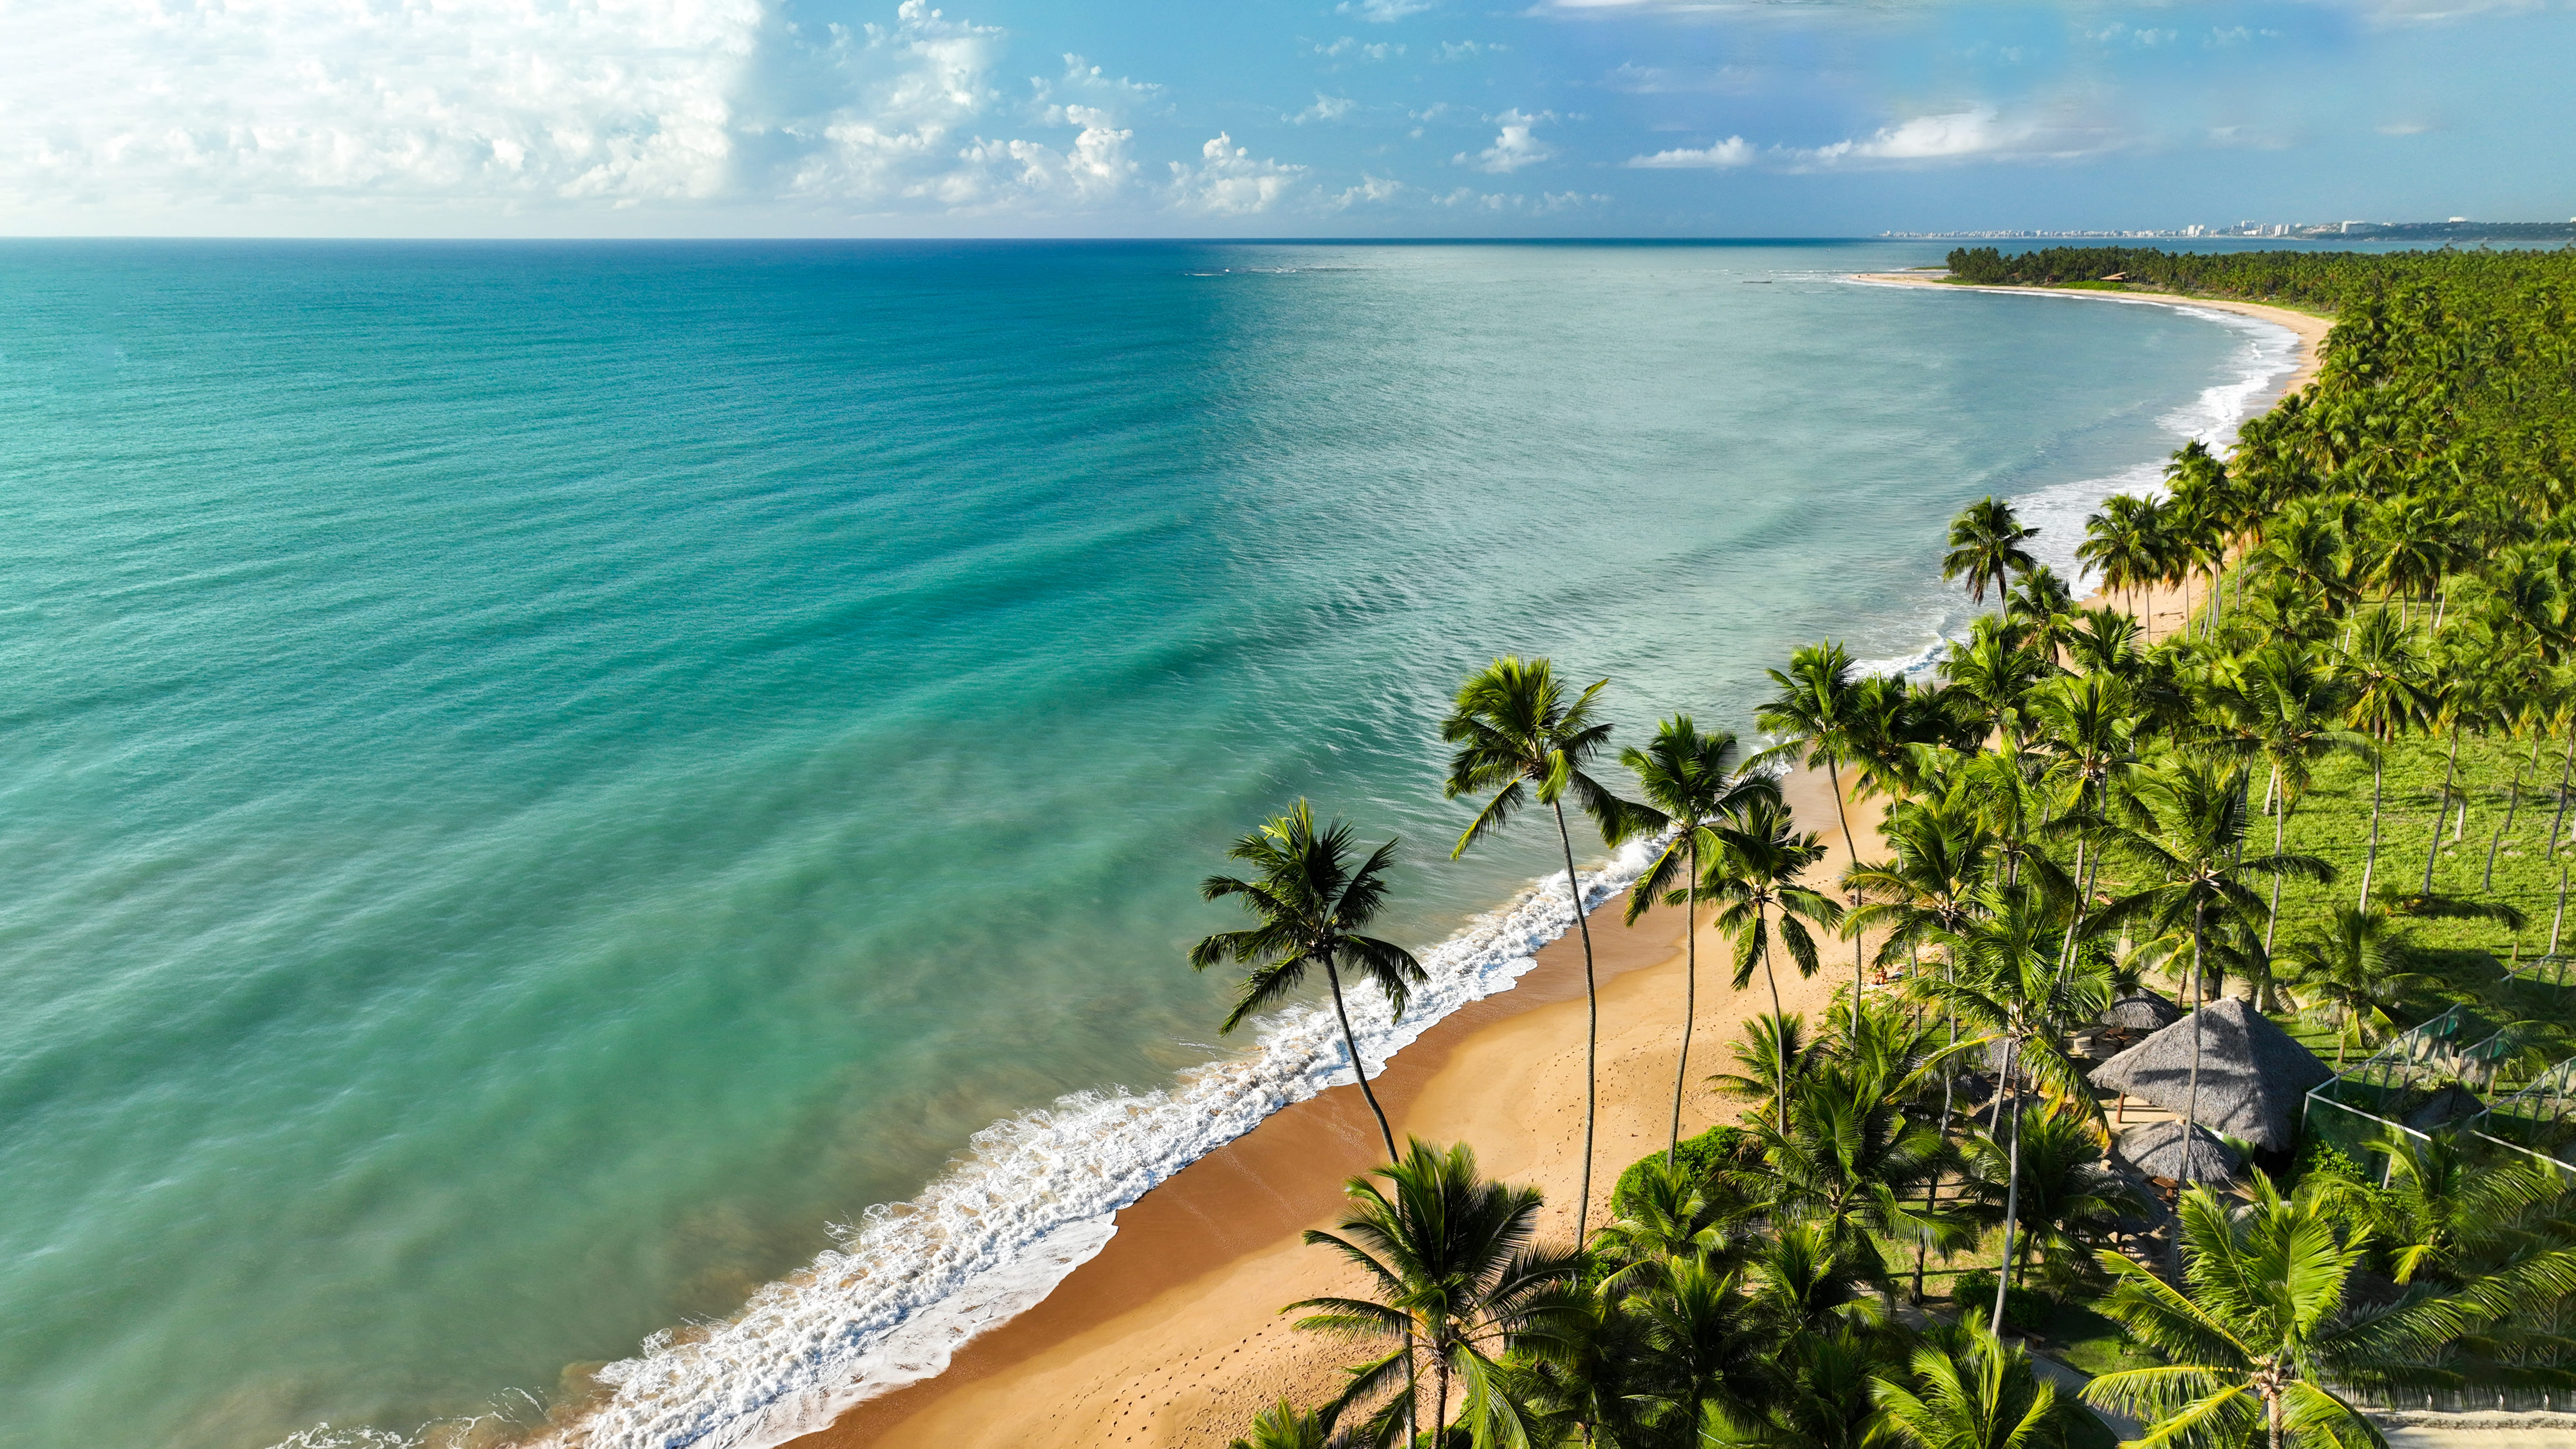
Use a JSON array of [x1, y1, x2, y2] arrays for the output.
[[2101, 992, 2184, 1032], [2117, 1119, 2242, 1182], [2089, 997, 2332, 1150]]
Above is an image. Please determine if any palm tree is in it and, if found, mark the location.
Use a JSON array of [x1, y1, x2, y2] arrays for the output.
[[1594, 1155, 1753, 1292], [1442, 656, 1627, 1238], [1717, 1321, 1887, 1449], [1624, 715, 1779, 1160], [1873, 1327, 2070, 1449], [1756, 642, 1872, 1041], [1921, 882, 2114, 1336], [2107, 759, 2331, 1149], [2085, 1173, 2440, 1449], [2005, 565, 2078, 660], [1708, 1010, 1816, 1116], [2339, 608, 2425, 906], [1963, 1103, 2147, 1289], [1944, 496, 2040, 609], [2060, 605, 2145, 678], [1289, 1140, 1585, 1447], [2081, 494, 2164, 623], [2276, 906, 2432, 1069], [1756, 1056, 1965, 1307], [1192, 802, 1429, 1162], [1701, 795, 1848, 1131], [1228, 1400, 1336, 1449], [2213, 640, 2367, 957]]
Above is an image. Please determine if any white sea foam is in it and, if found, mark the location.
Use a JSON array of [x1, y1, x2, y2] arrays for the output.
[[530, 838, 1662, 1449]]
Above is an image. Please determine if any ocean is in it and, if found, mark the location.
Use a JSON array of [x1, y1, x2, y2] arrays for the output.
[[0, 240, 2292, 1449]]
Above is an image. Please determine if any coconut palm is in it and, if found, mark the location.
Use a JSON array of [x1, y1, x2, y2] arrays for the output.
[[2005, 565, 2078, 660], [1595, 1155, 1755, 1293], [1709, 1010, 1817, 1116], [2081, 493, 2165, 623], [1872, 1327, 2070, 1449], [1940, 615, 2057, 749], [1755, 1055, 1966, 1306], [2276, 906, 2433, 1069], [1192, 801, 1429, 1162], [2212, 640, 2368, 957], [1846, 784, 2000, 975], [2061, 605, 2146, 678], [1624, 715, 1780, 1160], [1228, 1400, 1337, 1449], [1920, 882, 2115, 1335], [1289, 1140, 1586, 1448], [1442, 656, 1627, 1238], [1962, 1103, 2147, 1289], [1701, 796, 1848, 1131], [2339, 608, 2426, 906], [2105, 759, 2331, 1146], [1755, 642, 1872, 1041], [2084, 1173, 2442, 1449], [1716, 1321, 1887, 1449], [1944, 496, 2040, 609]]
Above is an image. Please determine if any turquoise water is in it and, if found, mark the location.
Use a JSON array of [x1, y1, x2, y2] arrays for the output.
[[0, 241, 2280, 1449]]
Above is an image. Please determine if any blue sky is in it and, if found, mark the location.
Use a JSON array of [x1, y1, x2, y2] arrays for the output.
[[3, 0, 2569, 237]]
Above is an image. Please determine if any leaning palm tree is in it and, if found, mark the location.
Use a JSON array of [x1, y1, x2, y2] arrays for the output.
[[1624, 715, 1779, 1160], [2085, 1173, 2445, 1449], [1755, 642, 1871, 1040], [1442, 655, 1627, 1239], [1944, 496, 2041, 609], [1289, 1140, 1586, 1449], [1702, 796, 1847, 1131], [1192, 802, 1429, 1162], [1873, 1327, 2069, 1449]]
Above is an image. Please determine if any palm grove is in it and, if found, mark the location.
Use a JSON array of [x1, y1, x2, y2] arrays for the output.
[[1190, 247, 2576, 1449]]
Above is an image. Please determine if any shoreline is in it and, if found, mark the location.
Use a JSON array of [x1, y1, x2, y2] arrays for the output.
[[1850, 270, 2331, 395], [759, 273, 2320, 1449]]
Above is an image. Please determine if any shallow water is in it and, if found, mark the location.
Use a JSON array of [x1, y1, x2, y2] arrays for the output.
[[0, 240, 2286, 1449]]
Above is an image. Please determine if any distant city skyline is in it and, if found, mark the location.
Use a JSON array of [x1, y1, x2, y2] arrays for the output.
[[3, 0, 2572, 238]]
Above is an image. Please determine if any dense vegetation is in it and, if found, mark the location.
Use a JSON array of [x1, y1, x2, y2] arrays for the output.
[[1194, 246, 2576, 1448]]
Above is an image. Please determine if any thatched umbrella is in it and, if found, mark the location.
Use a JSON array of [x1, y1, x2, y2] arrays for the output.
[[2088, 997, 2332, 1150], [2117, 1119, 2241, 1182], [2101, 992, 2184, 1032]]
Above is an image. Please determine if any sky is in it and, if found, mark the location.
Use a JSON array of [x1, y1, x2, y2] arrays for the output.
[[2, 0, 2572, 238]]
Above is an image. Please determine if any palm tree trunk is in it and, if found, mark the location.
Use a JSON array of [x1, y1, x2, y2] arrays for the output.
[[1762, 913, 1788, 1135], [2424, 720, 2462, 895], [1669, 834, 1699, 1163], [2269, 1386, 2286, 1449], [2550, 728, 2576, 864], [2185, 903, 2206, 1145], [2487, 737, 2538, 892], [1826, 754, 1865, 1045], [2265, 762, 2287, 959], [1325, 962, 1401, 1164], [2360, 753, 2386, 907], [1434, 1349, 1450, 1447], [1991, 1037, 2023, 1337], [1552, 802, 1601, 1244]]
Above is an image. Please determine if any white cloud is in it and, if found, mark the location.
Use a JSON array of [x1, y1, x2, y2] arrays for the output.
[[1605, 62, 1758, 94], [1165, 133, 1307, 214], [1624, 137, 1755, 168], [1312, 36, 1404, 60], [1784, 107, 2121, 169], [1433, 40, 1505, 61], [1332, 174, 1408, 208], [1337, 0, 1438, 19], [1454, 109, 1554, 173], [1290, 94, 1362, 124], [1433, 187, 1605, 213], [0, 0, 1249, 226]]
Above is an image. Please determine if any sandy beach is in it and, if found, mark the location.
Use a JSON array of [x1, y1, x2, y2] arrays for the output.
[[786, 271, 2315, 1449]]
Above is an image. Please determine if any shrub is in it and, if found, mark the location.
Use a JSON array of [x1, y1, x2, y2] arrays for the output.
[[1949, 1268, 2052, 1331], [1610, 1124, 1758, 1217]]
